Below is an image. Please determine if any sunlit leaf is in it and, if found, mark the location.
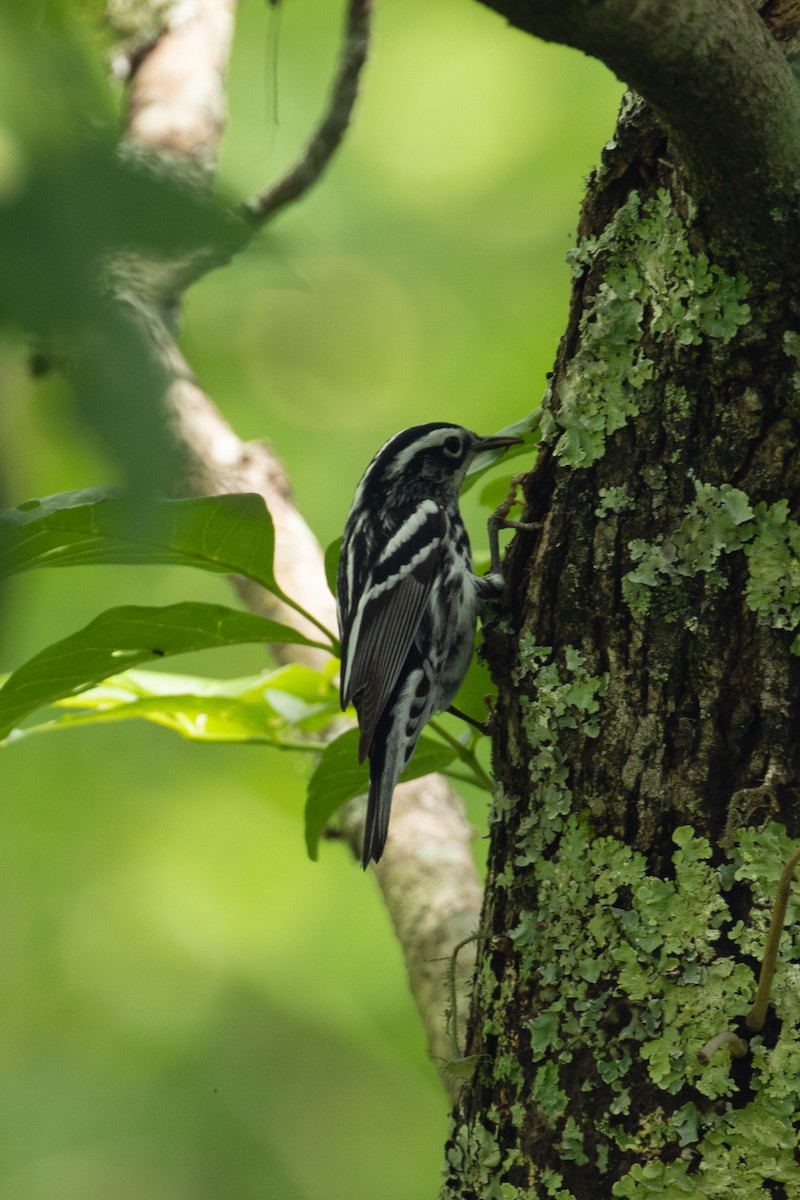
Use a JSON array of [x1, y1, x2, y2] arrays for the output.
[[10, 663, 341, 746], [304, 728, 456, 860], [39, 691, 282, 744], [0, 601, 329, 741]]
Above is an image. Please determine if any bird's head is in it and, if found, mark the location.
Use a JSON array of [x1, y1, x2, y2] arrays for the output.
[[362, 422, 520, 507]]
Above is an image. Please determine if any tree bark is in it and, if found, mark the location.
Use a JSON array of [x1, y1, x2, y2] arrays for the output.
[[442, 21, 800, 1200]]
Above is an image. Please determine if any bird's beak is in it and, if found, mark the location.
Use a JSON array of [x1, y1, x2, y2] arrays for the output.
[[475, 433, 523, 452], [467, 432, 524, 474]]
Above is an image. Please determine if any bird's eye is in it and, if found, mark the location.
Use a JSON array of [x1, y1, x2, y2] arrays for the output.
[[443, 435, 462, 458]]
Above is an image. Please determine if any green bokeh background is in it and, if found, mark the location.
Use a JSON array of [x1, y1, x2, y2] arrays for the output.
[[0, 2, 621, 1196]]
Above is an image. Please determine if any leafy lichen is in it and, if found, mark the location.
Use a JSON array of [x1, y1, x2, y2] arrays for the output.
[[465, 638, 800, 1196], [446, 623, 800, 1198], [619, 483, 800, 652], [465, 816, 800, 1197], [622, 480, 754, 614], [540, 189, 751, 468], [609, 826, 800, 1199], [595, 485, 636, 517], [743, 500, 800, 651], [783, 329, 800, 364], [443, 1114, 526, 1200], [512, 639, 607, 859]]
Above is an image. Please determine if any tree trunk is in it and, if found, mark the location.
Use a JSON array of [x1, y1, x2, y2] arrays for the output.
[[441, 83, 800, 1200]]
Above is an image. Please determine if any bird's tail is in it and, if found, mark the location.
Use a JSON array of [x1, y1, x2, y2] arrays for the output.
[[359, 663, 431, 868], [361, 769, 393, 869], [361, 705, 411, 869]]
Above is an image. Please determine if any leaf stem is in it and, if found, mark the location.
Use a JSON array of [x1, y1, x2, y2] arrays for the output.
[[429, 718, 493, 792], [273, 589, 339, 652]]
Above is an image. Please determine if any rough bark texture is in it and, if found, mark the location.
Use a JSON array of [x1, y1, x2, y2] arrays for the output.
[[441, 91, 800, 1200]]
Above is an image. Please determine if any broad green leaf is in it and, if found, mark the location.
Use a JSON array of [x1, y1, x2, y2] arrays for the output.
[[0, 141, 245, 336], [0, 601, 329, 741], [304, 729, 456, 860], [39, 691, 284, 744], [0, 490, 275, 580], [0, 490, 337, 646], [9, 663, 341, 746]]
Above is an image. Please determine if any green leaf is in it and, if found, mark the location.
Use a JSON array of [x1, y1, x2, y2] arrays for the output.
[[0, 601, 329, 741], [0, 124, 245, 500], [304, 729, 457, 860], [462, 411, 540, 492], [14, 664, 340, 746], [1, 490, 271, 580], [0, 142, 245, 336], [0, 489, 337, 646], [41, 687, 280, 744], [324, 536, 342, 600], [478, 474, 515, 512], [450, 651, 494, 724]]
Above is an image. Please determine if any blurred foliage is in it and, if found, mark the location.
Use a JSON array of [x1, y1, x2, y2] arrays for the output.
[[0, 4, 245, 510], [0, 0, 622, 1197]]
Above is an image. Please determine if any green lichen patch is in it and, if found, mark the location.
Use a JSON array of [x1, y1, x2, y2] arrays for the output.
[[622, 481, 754, 614], [456, 772, 800, 1195], [542, 189, 751, 468], [511, 639, 606, 858], [726, 822, 800, 980], [744, 500, 800, 651], [596, 485, 636, 517], [442, 1113, 527, 1200], [475, 818, 800, 1196], [510, 824, 752, 1125], [783, 329, 800, 362], [620, 483, 800, 652]]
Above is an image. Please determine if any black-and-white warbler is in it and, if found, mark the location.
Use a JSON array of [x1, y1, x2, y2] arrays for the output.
[[337, 422, 520, 868]]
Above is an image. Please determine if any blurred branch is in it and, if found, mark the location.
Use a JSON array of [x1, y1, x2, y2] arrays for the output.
[[476, 0, 800, 259], [110, 0, 373, 311], [114, 0, 238, 182], [338, 775, 484, 1100], [241, 0, 373, 227], [169, 368, 339, 668], [112, 0, 483, 1084]]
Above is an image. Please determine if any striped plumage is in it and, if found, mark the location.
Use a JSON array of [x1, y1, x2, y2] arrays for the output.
[[336, 422, 519, 868]]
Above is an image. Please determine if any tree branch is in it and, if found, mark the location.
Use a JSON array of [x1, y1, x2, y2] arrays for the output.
[[339, 774, 484, 1099], [241, 0, 373, 227], [118, 0, 238, 181], [476, 0, 800, 259]]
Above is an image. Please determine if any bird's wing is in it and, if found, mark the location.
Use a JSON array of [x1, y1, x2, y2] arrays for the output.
[[339, 500, 444, 762]]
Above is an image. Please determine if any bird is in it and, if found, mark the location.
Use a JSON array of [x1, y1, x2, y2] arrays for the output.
[[336, 422, 521, 868]]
